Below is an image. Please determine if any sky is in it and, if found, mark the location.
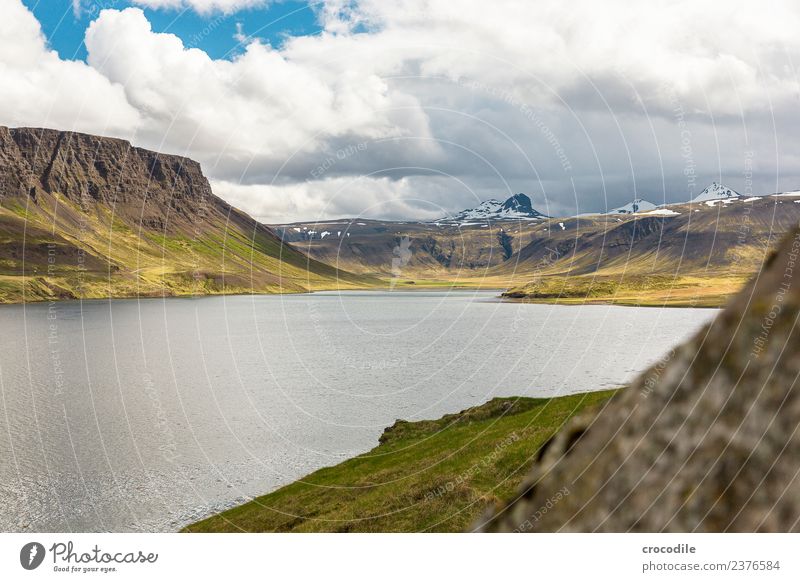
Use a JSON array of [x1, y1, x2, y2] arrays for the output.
[[3, 0, 800, 222]]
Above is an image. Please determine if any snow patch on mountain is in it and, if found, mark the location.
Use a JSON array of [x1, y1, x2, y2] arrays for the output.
[[691, 182, 741, 202], [704, 198, 738, 207], [607, 198, 658, 214], [642, 208, 680, 216]]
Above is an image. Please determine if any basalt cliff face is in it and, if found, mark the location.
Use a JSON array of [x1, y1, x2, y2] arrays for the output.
[[0, 126, 370, 302], [479, 227, 800, 532], [0, 126, 214, 229]]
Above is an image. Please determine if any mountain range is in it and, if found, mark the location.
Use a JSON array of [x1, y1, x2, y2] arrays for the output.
[[276, 190, 800, 306], [3, 126, 799, 307]]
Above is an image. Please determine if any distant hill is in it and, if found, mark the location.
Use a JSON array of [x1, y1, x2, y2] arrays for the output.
[[503, 194, 800, 305], [0, 126, 373, 303]]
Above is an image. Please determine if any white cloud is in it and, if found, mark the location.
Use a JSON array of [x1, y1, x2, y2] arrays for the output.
[[0, 0, 139, 135], [83, 7, 430, 172], [131, 0, 267, 14], [233, 22, 247, 43], [213, 175, 457, 223], [2, 0, 800, 221], [307, 0, 800, 117]]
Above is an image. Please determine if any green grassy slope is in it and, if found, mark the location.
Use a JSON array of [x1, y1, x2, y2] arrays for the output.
[[0, 192, 377, 303], [184, 390, 616, 533]]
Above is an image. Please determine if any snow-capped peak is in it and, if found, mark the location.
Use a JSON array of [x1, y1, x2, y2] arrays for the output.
[[691, 182, 741, 203], [607, 198, 658, 214], [440, 193, 546, 223]]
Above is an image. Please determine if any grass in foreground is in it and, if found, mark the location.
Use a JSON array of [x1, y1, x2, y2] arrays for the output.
[[183, 389, 616, 533]]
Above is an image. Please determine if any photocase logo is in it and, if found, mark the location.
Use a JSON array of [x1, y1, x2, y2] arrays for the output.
[[20, 542, 45, 570]]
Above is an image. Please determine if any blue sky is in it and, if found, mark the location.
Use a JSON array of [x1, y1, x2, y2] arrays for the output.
[[6, 0, 799, 222], [21, 0, 321, 61]]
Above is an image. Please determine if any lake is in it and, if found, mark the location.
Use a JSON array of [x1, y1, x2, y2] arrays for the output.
[[0, 291, 716, 532]]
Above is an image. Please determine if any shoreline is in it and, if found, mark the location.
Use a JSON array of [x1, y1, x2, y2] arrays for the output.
[[499, 294, 729, 309], [0, 282, 728, 308], [183, 389, 618, 533], [0, 284, 364, 307]]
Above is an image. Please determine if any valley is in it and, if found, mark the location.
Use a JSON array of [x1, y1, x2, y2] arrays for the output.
[[274, 192, 800, 307], [2, 126, 797, 308]]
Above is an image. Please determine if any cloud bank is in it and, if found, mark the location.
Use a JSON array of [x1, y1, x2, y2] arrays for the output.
[[131, 0, 267, 14], [2, 0, 799, 221]]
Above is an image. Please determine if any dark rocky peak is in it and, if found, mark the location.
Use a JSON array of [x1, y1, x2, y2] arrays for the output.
[[501, 193, 534, 213], [440, 192, 546, 223]]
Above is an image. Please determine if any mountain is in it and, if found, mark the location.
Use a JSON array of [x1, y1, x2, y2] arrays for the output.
[[606, 198, 658, 214], [691, 181, 741, 202], [440, 193, 547, 223], [0, 126, 372, 302]]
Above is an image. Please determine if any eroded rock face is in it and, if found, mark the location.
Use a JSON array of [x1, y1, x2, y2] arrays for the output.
[[0, 126, 369, 301], [479, 227, 800, 532], [0, 126, 215, 229]]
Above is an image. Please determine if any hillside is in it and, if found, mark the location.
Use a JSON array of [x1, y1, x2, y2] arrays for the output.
[[275, 194, 800, 305], [183, 390, 616, 533], [480, 226, 800, 532], [501, 196, 800, 306], [0, 127, 374, 302]]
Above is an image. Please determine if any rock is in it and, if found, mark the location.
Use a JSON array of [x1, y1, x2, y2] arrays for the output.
[[479, 227, 800, 532], [0, 126, 219, 231]]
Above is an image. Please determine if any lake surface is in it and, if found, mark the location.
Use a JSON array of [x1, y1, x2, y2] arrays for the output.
[[0, 290, 716, 532]]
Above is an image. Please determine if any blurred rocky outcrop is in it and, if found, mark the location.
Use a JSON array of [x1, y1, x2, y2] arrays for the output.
[[479, 227, 800, 532]]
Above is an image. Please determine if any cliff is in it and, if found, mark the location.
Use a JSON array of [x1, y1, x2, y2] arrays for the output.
[[0, 126, 372, 301]]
